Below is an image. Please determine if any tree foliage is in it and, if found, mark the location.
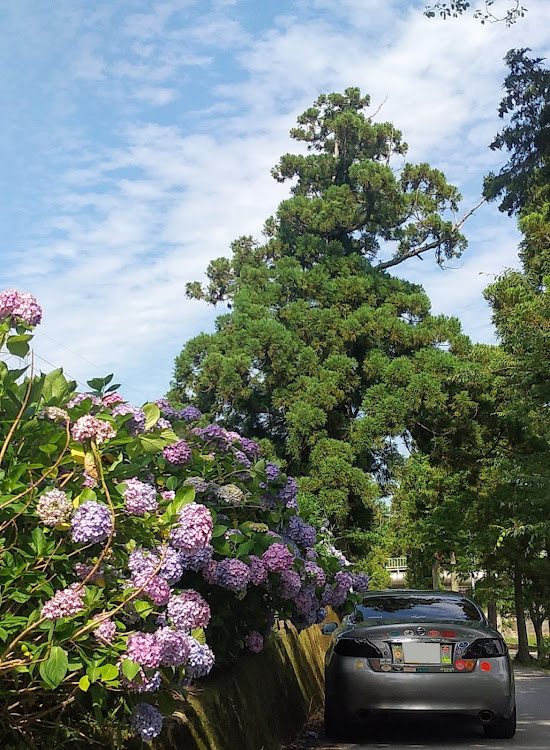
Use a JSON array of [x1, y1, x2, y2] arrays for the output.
[[424, 1, 527, 25], [171, 89, 477, 567]]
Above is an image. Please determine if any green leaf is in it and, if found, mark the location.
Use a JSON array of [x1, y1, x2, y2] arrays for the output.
[[211, 524, 228, 538], [78, 674, 90, 692], [6, 334, 32, 358], [99, 663, 119, 682], [191, 627, 206, 645], [174, 485, 195, 510], [39, 646, 68, 688], [134, 600, 154, 618], [121, 658, 140, 681], [41, 368, 74, 404], [143, 402, 161, 430], [31, 527, 47, 556]]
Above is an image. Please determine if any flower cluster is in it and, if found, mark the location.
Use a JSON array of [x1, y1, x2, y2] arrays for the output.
[[162, 439, 191, 465], [42, 585, 85, 620], [131, 702, 164, 741], [180, 405, 202, 421], [122, 478, 158, 515], [94, 617, 116, 644], [216, 558, 250, 592], [216, 483, 244, 506], [36, 488, 72, 526], [0, 289, 42, 326], [71, 415, 116, 444], [245, 631, 264, 653], [167, 590, 211, 631], [71, 501, 112, 543], [261, 543, 295, 573], [170, 502, 213, 553], [111, 403, 146, 434], [286, 515, 317, 547]]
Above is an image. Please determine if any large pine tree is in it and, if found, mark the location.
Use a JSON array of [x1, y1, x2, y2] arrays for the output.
[[170, 88, 473, 559]]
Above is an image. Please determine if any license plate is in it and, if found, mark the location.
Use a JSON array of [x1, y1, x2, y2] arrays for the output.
[[402, 643, 441, 664]]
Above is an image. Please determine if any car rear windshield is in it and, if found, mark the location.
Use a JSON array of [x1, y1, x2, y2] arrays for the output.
[[351, 596, 482, 624]]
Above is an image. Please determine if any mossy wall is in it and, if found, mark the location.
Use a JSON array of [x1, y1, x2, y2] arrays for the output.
[[162, 619, 336, 750]]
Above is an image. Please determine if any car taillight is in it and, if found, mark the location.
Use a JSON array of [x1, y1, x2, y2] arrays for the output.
[[334, 638, 382, 658], [461, 638, 507, 658]]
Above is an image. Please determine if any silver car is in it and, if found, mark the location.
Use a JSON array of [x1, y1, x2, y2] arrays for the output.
[[323, 589, 516, 739]]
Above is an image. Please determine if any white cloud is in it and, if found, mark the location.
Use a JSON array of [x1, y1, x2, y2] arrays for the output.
[[4, 0, 550, 401]]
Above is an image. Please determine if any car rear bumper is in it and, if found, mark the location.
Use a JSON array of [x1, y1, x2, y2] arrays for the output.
[[326, 655, 515, 719]]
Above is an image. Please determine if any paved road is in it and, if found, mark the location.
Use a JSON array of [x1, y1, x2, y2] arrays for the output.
[[307, 668, 550, 750]]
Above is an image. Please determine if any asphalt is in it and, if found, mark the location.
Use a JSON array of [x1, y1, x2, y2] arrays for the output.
[[285, 667, 550, 750]]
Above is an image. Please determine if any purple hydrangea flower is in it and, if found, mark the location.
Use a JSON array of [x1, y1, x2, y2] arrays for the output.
[[71, 501, 112, 543], [238, 436, 260, 459], [180, 405, 202, 421], [74, 562, 104, 582], [202, 560, 218, 584], [122, 478, 158, 515], [93, 617, 116, 644], [41, 585, 85, 620], [66, 393, 102, 409], [102, 392, 124, 406], [335, 571, 353, 591], [192, 423, 232, 451], [277, 477, 298, 508], [306, 548, 319, 561], [156, 546, 185, 584], [36, 488, 72, 526], [154, 398, 180, 420], [245, 631, 264, 653], [170, 502, 213, 553], [0, 289, 42, 326], [131, 702, 163, 741], [233, 450, 252, 468], [185, 639, 215, 679], [262, 543, 295, 573], [278, 569, 301, 599], [294, 591, 315, 616], [316, 607, 328, 623], [324, 543, 351, 567], [303, 561, 326, 587], [127, 632, 163, 669], [132, 573, 171, 606], [161, 490, 175, 501], [156, 626, 192, 667], [216, 483, 244, 506], [111, 402, 146, 434], [265, 463, 280, 482], [247, 555, 267, 585], [286, 515, 317, 548], [71, 415, 116, 444], [119, 661, 161, 693], [179, 544, 213, 572], [162, 439, 192, 465], [183, 476, 210, 493], [167, 590, 211, 631], [352, 572, 370, 593], [216, 558, 250, 592]]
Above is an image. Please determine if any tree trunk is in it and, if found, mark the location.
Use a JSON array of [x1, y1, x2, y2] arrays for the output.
[[432, 559, 439, 590], [450, 550, 460, 592], [487, 599, 498, 629], [529, 604, 545, 660], [514, 569, 532, 664]]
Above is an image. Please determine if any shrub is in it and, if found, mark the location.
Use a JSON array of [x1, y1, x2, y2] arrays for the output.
[[0, 291, 363, 748]]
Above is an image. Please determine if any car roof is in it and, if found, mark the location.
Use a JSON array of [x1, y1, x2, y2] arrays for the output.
[[361, 589, 468, 598]]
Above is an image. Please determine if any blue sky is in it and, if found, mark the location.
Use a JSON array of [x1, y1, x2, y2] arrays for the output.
[[1, 0, 550, 404]]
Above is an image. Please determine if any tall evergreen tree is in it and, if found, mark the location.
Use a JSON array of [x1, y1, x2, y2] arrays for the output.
[[170, 89, 475, 561]]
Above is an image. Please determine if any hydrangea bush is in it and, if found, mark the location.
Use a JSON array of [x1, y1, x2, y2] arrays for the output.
[[0, 291, 367, 748]]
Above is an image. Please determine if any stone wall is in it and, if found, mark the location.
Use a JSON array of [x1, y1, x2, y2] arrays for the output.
[[162, 619, 335, 750]]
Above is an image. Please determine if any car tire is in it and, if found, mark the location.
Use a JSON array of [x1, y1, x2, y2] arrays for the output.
[[483, 706, 517, 739], [324, 698, 348, 739]]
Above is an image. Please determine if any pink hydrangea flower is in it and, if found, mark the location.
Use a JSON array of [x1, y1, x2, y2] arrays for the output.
[[262, 543, 295, 573], [42, 585, 86, 620], [0, 289, 42, 326], [170, 502, 213, 553], [245, 631, 264, 653], [167, 590, 211, 631], [71, 415, 116, 444]]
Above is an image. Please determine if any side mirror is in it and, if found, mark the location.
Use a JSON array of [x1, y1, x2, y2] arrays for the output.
[[322, 622, 338, 635]]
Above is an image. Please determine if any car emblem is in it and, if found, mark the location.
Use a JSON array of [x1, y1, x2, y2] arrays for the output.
[[455, 660, 465, 671], [416, 626, 426, 635], [441, 645, 450, 654], [381, 664, 391, 672], [404, 629, 414, 636], [393, 665, 403, 671], [389, 630, 400, 636], [442, 630, 455, 638], [355, 660, 364, 670], [393, 649, 403, 659], [428, 630, 440, 636], [458, 641, 469, 648]]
